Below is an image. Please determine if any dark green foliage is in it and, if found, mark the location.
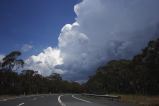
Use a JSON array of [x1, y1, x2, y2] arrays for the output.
[[2, 51, 24, 71], [0, 51, 84, 95], [0, 69, 84, 95], [1, 38, 159, 95], [86, 38, 159, 95]]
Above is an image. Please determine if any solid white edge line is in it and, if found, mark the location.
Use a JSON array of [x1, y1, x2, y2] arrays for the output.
[[72, 95, 92, 103], [58, 95, 66, 106], [17, 102, 24, 106]]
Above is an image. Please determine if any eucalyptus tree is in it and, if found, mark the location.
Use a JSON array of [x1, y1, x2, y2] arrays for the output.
[[2, 51, 24, 71]]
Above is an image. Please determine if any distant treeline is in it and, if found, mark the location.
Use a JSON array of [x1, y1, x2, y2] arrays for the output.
[[85, 38, 159, 95], [0, 38, 159, 95], [0, 51, 84, 95]]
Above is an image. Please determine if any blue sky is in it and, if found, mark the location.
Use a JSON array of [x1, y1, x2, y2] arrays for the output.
[[1, 0, 159, 80], [0, 0, 79, 58]]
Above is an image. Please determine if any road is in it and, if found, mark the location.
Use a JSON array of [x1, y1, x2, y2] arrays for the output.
[[0, 94, 134, 106]]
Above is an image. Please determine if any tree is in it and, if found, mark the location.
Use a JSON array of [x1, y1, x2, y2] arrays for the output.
[[0, 51, 85, 95], [48, 73, 62, 81], [2, 51, 24, 71], [85, 38, 159, 95]]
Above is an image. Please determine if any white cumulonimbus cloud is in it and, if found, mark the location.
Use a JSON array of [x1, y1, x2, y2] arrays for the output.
[[0, 55, 4, 61], [25, 0, 159, 81], [25, 47, 63, 76]]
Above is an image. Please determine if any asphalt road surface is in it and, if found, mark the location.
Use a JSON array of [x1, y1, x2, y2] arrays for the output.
[[0, 94, 134, 106]]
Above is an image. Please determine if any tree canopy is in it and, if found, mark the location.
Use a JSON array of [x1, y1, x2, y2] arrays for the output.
[[0, 51, 84, 95], [85, 38, 159, 95]]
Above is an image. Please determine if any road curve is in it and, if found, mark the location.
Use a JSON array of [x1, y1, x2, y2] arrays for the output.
[[0, 94, 134, 106]]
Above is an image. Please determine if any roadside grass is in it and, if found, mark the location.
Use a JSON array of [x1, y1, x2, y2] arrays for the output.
[[81, 94, 159, 106], [119, 95, 159, 106]]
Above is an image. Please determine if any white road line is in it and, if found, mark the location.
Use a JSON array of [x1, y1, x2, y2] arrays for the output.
[[3, 99, 7, 101], [0, 99, 8, 102], [17, 103, 24, 106], [58, 95, 66, 106], [72, 95, 92, 103], [0, 95, 48, 102]]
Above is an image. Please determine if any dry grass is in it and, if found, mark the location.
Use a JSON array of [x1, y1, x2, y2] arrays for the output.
[[119, 95, 159, 106]]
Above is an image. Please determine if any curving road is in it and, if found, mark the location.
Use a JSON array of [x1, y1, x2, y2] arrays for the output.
[[0, 94, 134, 106]]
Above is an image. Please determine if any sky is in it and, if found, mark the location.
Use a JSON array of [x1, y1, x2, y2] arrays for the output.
[[0, 0, 79, 58], [1, 0, 159, 81]]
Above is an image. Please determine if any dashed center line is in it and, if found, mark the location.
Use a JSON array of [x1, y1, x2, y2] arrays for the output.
[[58, 95, 66, 106], [17, 102, 24, 106], [0, 99, 7, 102], [72, 95, 92, 103]]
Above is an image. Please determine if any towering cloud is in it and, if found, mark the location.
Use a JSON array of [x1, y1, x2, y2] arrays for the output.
[[0, 55, 4, 61], [26, 0, 159, 81], [25, 47, 63, 76]]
